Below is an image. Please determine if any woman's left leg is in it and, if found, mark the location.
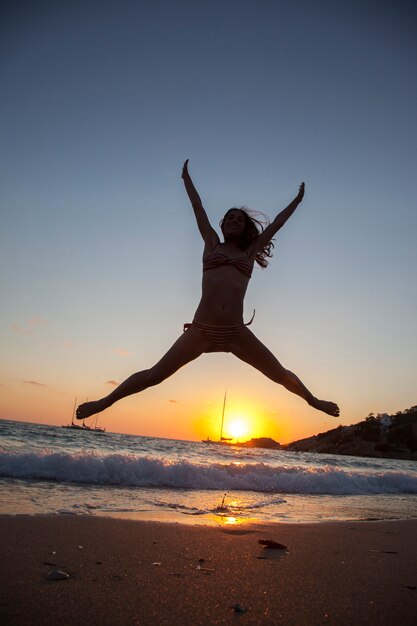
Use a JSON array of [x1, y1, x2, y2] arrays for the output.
[[229, 328, 339, 417]]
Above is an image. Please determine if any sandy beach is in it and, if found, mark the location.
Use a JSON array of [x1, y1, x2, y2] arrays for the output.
[[0, 516, 416, 625]]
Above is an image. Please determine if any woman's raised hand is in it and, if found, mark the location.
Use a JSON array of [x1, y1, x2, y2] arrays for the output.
[[295, 182, 305, 203], [182, 159, 190, 179]]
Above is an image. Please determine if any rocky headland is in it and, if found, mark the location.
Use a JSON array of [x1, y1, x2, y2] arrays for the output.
[[233, 437, 282, 450], [283, 405, 417, 461]]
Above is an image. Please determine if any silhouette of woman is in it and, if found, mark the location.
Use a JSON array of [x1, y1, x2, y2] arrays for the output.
[[76, 161, 339, 421]]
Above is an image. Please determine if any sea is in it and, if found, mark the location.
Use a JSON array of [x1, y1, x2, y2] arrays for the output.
[[1, 419, 416, 526]]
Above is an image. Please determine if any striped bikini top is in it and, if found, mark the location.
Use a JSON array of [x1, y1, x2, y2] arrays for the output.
[[203, 249, 253, 278]]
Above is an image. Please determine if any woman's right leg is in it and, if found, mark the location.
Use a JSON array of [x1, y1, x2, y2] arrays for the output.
[[76, 326, 211, 420]]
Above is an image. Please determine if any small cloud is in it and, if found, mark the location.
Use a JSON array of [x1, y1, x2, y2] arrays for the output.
[[12, 324, 27, 334], [106, 380, 119, 387], [12, 316, 47, 335], [28, 316, 47, 328], [113, 348, 131, 357], [24, 380, 48, 387], [169, 399, 179, 403]]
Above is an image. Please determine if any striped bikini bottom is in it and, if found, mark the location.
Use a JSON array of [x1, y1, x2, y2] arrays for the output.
[[183, 311, 255, 352]]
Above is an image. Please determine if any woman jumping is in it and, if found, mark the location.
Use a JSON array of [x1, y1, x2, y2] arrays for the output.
[[76, 161, 339, 421]]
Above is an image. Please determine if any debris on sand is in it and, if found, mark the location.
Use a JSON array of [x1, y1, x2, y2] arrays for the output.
[[196, 564, 214, 572], [258, 539, 287, 550], [47, 568, 69, 581]]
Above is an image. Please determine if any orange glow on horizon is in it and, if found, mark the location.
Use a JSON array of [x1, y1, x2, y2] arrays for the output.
[[0, 377, 313, 444], [197, 398, 286, 443]]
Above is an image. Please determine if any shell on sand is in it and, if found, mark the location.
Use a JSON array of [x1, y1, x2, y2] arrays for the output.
[[47, 568, 69, 581]]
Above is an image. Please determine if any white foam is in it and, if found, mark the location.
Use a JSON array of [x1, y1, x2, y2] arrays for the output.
[[1, 449, 416, 495]]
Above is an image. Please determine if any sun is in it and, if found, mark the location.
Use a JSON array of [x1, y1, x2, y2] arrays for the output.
[[201, 400, 272, 443], [227, 418, 249, 440]]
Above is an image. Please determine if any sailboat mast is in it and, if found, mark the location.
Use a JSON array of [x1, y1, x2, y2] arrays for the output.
[[71, 397, 77, 425], [219, 391, 227, 441]]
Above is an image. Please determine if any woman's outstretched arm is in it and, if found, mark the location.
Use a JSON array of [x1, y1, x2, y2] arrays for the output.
[[182, 160, 218, 246], [252, 183, 305, 254]]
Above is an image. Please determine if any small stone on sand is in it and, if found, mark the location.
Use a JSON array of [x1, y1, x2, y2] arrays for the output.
[[259, 539, 287, 550], [47, 568, 69, 581]]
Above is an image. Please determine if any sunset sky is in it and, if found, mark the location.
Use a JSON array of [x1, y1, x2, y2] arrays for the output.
[[1, 0, 416, 443]]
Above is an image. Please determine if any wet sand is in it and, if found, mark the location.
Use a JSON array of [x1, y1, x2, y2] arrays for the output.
[[0, 515, 416, 625]]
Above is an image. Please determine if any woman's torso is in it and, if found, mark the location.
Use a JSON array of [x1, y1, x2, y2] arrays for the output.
[[193, 243, 254, 326]]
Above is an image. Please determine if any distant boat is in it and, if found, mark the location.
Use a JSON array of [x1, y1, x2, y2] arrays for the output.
[[62, 398, 83, 429], [89, 413, 106, 433], [202, 391, 232, 445], [62, 398, 106, 433]]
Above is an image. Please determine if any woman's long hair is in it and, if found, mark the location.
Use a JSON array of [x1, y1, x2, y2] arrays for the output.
[[220, 207, 274, 268]]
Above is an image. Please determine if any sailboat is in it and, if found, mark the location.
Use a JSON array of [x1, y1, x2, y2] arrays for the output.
[[62, 398, 105, 432], [202, 391, 232, 444], [62, 397, 84, 430], [89, 413, 106, 433]]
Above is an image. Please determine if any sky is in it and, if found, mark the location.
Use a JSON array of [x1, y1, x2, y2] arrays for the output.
[[1, 0, 416, 443]]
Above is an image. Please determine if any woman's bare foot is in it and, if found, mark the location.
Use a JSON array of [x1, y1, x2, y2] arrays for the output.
[[310, 398, 340, 417], [76, 399, 108, 420]]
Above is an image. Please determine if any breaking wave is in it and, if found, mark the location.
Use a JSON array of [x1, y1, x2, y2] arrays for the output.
[[1, 449, 416, 495]]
